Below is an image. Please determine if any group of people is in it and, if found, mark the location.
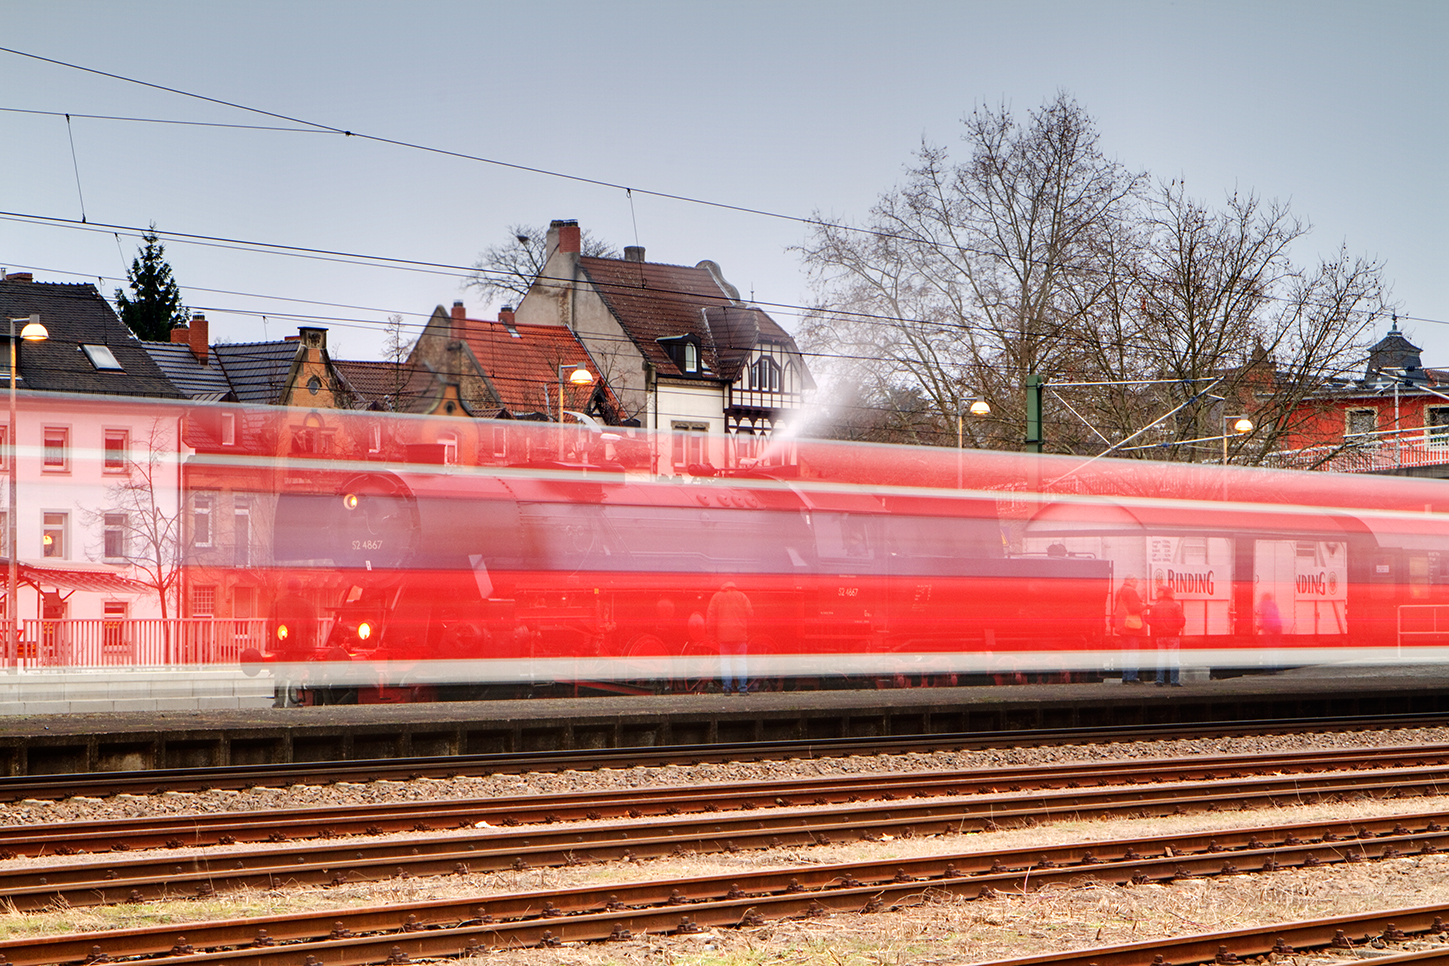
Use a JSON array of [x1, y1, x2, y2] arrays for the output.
[[1111, 575, 1186, 686]]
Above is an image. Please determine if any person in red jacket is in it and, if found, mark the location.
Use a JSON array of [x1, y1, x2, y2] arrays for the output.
[[1147, 585, 1186, 686]]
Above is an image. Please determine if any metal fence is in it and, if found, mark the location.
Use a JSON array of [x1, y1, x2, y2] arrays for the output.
[[9, 618, 270, 668]]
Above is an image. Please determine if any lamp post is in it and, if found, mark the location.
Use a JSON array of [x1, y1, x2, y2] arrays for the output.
[[957, 398, 991, 449], [1223, 414, 1254, 464], [7, 314, 47, 668], [557, 364, 594, 423]]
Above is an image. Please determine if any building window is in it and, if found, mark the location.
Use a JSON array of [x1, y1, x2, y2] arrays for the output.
[[221, 412, 236, 447], [233, 500, 250, 567], [43, 426, 69, 472], [192, 585, 216, 616], [43, 512, 67, 558], [103, 429, 129, 472], [439, 433, 458, 465], [193, 496, 213, 548], [0, 425, 6, 470], [684, 343, 698, 374], [1346, 409, 1376, 439], [1429, 408, 1449, 444], [104, 513, 128, 560], [671, 421, 709, 470], [103, 600, 128, 650], [749, 357, 782, 392]]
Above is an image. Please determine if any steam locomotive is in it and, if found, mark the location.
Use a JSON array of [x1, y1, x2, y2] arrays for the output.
[[236, 415, 1449, 700]]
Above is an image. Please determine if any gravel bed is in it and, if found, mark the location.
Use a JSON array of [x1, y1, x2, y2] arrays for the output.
[[7, 725, 1449, 827], [4, 725, 1449, 964]]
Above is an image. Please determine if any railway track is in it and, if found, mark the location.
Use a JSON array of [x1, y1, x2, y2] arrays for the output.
[[6, 742, 1449, 857], [6, 748, 1449, 911], [4, 809, 1448, 965], [3, 711, 1446, 800]]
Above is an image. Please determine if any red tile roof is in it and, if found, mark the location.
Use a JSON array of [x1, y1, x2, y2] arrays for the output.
[[460, 318, 607, 419]]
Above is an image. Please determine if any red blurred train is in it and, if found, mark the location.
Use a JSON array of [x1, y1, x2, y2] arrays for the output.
[[233, 414, 1449, 702]]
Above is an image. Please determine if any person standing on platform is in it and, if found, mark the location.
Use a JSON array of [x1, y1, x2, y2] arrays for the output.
[[707, 580, 753, 694], [1112, 575, 1145, 683], [1148, 585, 1186, 686]]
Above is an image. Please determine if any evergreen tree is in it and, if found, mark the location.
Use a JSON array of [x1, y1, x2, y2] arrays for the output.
[[115, 227, 189, 340]]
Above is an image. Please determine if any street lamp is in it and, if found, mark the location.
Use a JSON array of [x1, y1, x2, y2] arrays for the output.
[[557, 364, 594, 423], [1223, 414, 1254, 464], [957, 398, 991, 449], [8, 314, 46, 667]]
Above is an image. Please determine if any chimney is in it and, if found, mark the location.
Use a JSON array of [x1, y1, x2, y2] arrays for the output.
[[3, 272, 33, 283], [188, 311, 209, 363], [499, 305, 516, 327], [171, 325, 190, 345], [624, 246, 645, 262], [451, 300, 468, 341], [549, 218, 580, 255]]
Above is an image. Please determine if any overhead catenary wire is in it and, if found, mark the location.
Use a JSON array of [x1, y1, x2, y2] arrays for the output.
[[0, 44, 1416, 331], [3, 209, 1427, 373]]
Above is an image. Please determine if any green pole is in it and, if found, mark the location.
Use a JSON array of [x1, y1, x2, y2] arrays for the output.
[[1025, 372, 1045, 453]]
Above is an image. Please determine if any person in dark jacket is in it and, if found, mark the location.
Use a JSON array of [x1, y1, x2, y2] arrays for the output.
[[1147, 585, 1186, 686], [1111, 575, 1145, 683]]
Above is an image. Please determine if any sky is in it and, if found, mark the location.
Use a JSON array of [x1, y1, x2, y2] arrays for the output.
[[1, 0, 1444, 367]]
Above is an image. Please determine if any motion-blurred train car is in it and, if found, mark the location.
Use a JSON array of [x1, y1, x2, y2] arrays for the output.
[[221, 410, 1449, 701]]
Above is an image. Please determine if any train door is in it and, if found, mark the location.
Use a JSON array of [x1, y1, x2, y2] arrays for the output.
[[1254, 539, 1348, 646], [809, 511, 883, 656]]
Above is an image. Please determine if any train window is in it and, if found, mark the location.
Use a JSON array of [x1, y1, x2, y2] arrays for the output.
[[815, 513, 872, 560], [1183, 537, 1208, 565]]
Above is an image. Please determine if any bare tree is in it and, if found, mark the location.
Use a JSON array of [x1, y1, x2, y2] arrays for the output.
[[465, 224, 619, 306], [799, 92, 1145, 450], [1123, 182, 1388, 464], [380, 314, 416, 411], [85, 419, 183, 623]]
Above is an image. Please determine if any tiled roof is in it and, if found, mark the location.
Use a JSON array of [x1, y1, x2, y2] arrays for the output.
[[334, 359, 416, 410], [460, 318, 605, 418], [577, 257, 734, 379], [213, 341, 303, 404], [0, 280, 184, 397], [142, 342, 236, 400], [576, 257, 795, 382]]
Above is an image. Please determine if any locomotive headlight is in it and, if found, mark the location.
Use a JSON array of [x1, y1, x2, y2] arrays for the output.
[[276, 624, 289, 641], [343, 493, 360, 511], [357, 621, 373, 641]]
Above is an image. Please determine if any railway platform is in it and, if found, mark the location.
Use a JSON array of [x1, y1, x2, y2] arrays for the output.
[[0, 663, 1447, 775]]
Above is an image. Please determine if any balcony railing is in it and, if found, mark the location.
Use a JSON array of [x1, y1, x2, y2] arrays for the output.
[[6, 618, 270, 668]]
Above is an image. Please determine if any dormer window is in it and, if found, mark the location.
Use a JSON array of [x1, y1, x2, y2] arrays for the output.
[[656, 335, 704, 376]]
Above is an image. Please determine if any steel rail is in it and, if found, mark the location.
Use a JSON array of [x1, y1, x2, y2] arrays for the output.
[[967, 905, 1449, 965], [5, 815, 1449, 966], [5, 763, 1449, 911], [5, 743, 1448, 857], [2, 710, 1445, 801]]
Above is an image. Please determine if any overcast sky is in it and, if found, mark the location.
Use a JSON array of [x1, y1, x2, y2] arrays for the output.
[[2, 0, 1444, 368]]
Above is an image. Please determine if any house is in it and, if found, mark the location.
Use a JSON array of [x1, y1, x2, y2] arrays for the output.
[[1272, 324, 1449, 477], [0, 273, 186, 647], [514, 220, 813, 475], [143, 321, 366, 625]]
